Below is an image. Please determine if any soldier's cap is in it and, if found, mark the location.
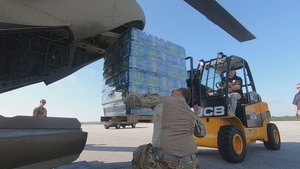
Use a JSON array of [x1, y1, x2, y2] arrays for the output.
[[40, 99, 46, 103]]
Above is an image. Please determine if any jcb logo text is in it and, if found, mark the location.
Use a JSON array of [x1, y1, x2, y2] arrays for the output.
[[200, 106, 225, 117]]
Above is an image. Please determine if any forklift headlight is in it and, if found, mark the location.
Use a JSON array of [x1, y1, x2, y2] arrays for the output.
[[199, 60, 205, 66], [199, 60, 205, 70], [217, 52, 224, 59]]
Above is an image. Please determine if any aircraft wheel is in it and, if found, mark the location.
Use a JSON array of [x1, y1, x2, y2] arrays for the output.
[[263, 123, 281, 150], [132, 124, 136, 128], [218, 125, 246, 163], [115, 123, 121, 129], [104, 124, 110, 129]]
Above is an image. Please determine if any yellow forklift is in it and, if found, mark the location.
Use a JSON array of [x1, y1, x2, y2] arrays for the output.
[[186, 53, 281, 163]]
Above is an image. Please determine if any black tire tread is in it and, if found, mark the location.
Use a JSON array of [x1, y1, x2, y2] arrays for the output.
[[217, 125, 246, 163], [263, 123, 281, 150]]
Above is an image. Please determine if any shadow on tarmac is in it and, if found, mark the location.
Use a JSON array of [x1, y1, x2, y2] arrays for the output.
[[102, 126, 148, 130], [198, 142, 300, 169], [81, 142, 300, 169], [89, 160, 132, 169]]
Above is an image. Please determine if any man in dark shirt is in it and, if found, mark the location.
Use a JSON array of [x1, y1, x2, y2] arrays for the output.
[[227, 67, 242, 116], [292, 83, 300, 118]]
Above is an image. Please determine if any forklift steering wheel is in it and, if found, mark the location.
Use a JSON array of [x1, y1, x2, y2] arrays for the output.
[[216, 81, 223, 88]]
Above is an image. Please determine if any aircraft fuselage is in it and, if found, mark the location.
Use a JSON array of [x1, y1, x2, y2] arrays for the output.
[[0, 0, 145, 93]]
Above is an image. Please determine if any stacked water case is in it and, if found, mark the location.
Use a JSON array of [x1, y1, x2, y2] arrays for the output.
[[101, 28, 187, 116]]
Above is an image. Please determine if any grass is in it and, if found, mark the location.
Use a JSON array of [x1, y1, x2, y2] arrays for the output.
[[271, 116, 300, 121]]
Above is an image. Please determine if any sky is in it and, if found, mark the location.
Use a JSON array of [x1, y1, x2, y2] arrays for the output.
[[1, 0, 300, 122]]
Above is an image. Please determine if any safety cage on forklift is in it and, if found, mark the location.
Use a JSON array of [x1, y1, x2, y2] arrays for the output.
[[186, 53, 262, 120]]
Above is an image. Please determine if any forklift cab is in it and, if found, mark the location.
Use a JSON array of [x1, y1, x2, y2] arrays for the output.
[[187, 53, 267, 128]]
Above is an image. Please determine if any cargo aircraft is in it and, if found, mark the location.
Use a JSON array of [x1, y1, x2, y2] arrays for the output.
[[0, 0, 255, 168]]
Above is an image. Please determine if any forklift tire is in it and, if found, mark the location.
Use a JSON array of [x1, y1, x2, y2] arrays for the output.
[[115, 123, 121, 129], [132, 124, 136, 128], [263, 123, 281, 150], [218, 125, 246, 163]]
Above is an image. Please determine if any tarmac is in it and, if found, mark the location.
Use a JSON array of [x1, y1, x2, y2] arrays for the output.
[[57, 121, 300, 169]]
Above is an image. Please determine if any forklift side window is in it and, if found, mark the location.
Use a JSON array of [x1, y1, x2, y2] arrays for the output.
[[248, 91, 259, 104], [201, 67, 222, 96]]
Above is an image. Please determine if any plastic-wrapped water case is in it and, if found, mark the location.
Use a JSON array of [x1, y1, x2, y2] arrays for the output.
[[102, 28, 187, 116]]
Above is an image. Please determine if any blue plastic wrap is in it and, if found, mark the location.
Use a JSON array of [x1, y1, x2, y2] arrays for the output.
[[102, 28, 187, 116]]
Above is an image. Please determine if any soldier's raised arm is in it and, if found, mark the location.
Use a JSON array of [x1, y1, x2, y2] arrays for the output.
[[193, 104, 206, 138], [124, 93, 163, 110]]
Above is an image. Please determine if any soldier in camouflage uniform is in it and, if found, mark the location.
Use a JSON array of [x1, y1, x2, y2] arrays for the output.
[[124, 88, 205, 169], [33, 99, 47, 117]]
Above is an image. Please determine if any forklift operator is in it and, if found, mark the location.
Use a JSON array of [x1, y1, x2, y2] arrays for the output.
[[228, 67, 243, 95], [227, 66, 243, 115], [217, 66, 243, 115]]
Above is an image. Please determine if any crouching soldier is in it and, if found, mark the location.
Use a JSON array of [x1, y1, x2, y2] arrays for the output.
[[124, 88, 206, 169]]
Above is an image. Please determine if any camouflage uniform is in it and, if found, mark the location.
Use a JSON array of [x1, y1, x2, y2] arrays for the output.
[[33, 106, 47, 117], [125, 93, 203, 169], [132, 143, 200, 169]]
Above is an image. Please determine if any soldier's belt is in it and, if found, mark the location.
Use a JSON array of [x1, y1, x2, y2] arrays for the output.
[[152, 147, 196, 163]]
